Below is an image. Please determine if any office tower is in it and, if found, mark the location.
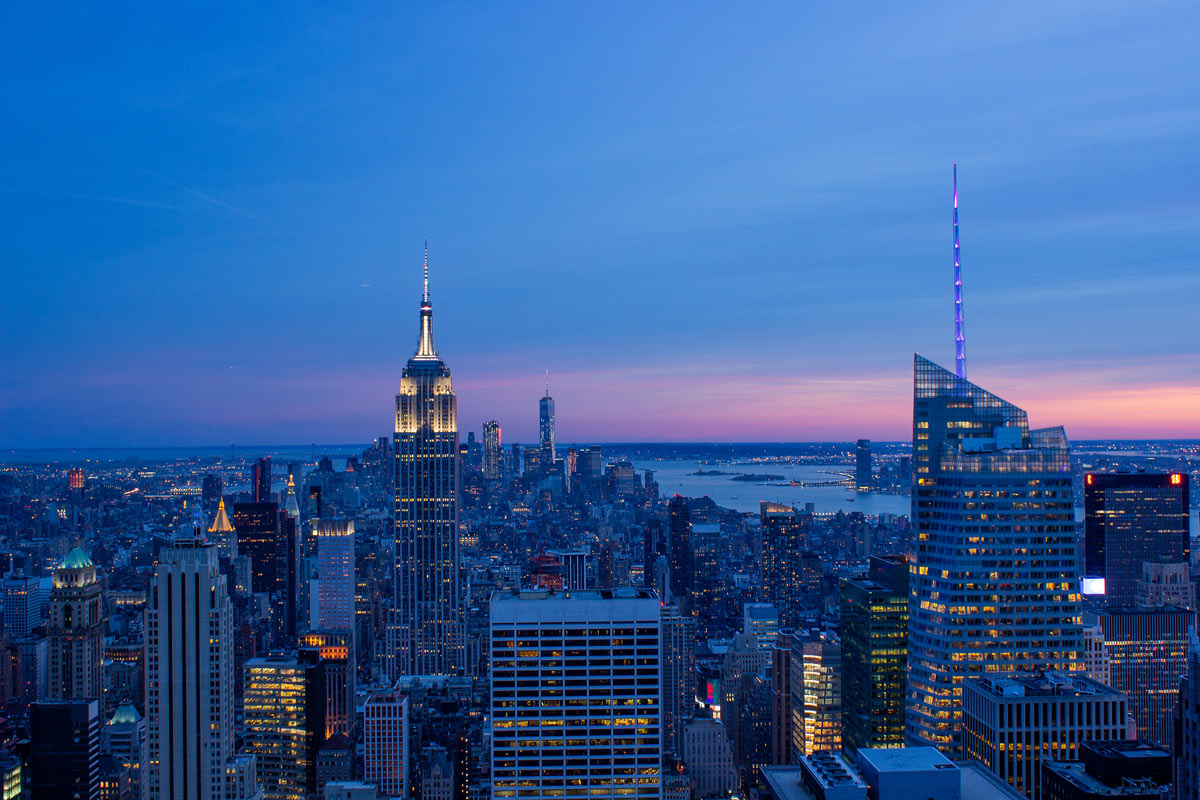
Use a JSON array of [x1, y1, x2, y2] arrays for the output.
[[722, 632, 767, 768], [789, 631, 842, 759], [761, 503, 805, 629], [482, 420, 502, 481], [962, 673, 1128, 800], [105, 702, 148, 800], [68, 466, 86, 491], [538, 380, 556, 470], [490, 588, 662, 800], [840, 556, 908, 757], [743, 603, 780, 651], [3, 571, 43, 638], [855, 439, 872, 490], [1041, 741, 1171, 800], [48, 547, 104, 701], [907, 355, 1082, 755], [1084, 472, 1190, 607], [546, 549, 587, 590], [363, 685, 409, 800], [145, 518, 233, 800], [691, 522, 722, 639], [208, 498, 236, 560], [243, 654, 326, 800], [1097, 606, 1192, 745], [276, 509, 299, 645], [769, 639, 792, 766], [682, 718, 739, 798], [233, 501, 279, 594], [394, 248, 464, 676], [1177, 632, 1200, 799], [253, 456, 272, 503], [314, 520, 356, 631], [29, 698, 100, 800], [1134, 560, 1195, 609], [661, 603, 696, 756], [299, 631, 356, 740], [201, 473, 222, 509], [668, 496, 693, 616]]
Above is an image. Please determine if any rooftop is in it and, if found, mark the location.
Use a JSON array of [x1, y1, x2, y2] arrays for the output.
[[59, 546, 93, 570], [968, 671, 1122, 699], [856, 747, 957, 773]]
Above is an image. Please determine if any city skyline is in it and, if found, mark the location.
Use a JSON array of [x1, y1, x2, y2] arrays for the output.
[[3, 2, 1199, 447]]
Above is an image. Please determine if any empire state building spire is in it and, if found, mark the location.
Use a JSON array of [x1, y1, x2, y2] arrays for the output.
[[414, 239, 439, 361]]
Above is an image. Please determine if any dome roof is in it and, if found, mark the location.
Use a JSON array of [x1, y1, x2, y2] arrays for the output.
[[60, 547, 94, 570], [108, 701, 142, 725]]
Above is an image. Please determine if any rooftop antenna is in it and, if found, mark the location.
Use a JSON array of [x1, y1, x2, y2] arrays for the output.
[[953, 163, 966, 379], [423, 238, 430, 304], [545, 368, 550, 397]]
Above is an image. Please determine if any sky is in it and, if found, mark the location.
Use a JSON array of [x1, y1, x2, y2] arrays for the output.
[[2, 1, 1198, 447]]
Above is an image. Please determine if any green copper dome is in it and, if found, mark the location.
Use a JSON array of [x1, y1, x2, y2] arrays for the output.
[[108, 701, 141, 725], [60, 547, 94, 570]]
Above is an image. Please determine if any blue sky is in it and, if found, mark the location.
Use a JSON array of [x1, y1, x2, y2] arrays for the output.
[[2, 1, 1198, 446]]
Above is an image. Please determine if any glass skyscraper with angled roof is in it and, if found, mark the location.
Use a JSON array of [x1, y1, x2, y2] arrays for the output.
[[906, 355, 1082, 756]]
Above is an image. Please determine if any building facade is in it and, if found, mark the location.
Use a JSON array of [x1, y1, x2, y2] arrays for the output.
[[490, 589, 662, 800], [363, 685, 409, 799], [962, 673, 1129, 800], [47, 547, 104, 702], [1083, 472, 1189, 608], [394, 252, 464, 676], [145, 522, 234, 800], [840, 556, 908, 757], [906, 355, 1083, 755]]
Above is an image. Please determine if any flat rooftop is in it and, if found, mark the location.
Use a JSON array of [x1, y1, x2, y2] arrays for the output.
[[857, 747, 957, 773]]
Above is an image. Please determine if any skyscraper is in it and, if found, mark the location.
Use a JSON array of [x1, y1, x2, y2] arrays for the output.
[[661, 603, 696, 756], [906, 355, 1082, 756], [668, 496, 693, 616], [363, 685, 409, 800], [145, 515, 234, 800], [1097, 605, 1192, 745], [1177, 632, 1200, 799], [839, 556, 907, 757], [314, 519, 356, 632], [490, 588, 662, 800], [789, 631, 842, 759], [1083, 472, 1190, 608], [47, 547, 104, 702], [761, 502, 805, 629], [29, 698, 100, 800], [394, 245, 464, 676], [232, 501, 279, 595], [105, 702, 148, 800], [855, 439, 872, 490], [482, 419, 502, 481], [252, 456, 272, 503], [243, 654, 326, 800], [538, 377, 556, 471], [3, 571, 43, 638]]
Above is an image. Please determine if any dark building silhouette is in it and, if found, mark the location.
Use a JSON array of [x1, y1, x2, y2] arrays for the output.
[[855, 439, 872, 489], [1084, 472, 1190, 608], [252, 456, 272, 503], [30, 698, 101, 800]]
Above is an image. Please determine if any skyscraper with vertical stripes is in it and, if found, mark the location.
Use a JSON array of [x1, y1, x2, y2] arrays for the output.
[[905, 356, 1082, 755], [393, 244, 464, 676]]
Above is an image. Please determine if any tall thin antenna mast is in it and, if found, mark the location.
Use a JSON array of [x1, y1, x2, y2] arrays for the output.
[[953, 163, 966, 379], [423, 238, 430, 303], [545, 368, 550, 397]]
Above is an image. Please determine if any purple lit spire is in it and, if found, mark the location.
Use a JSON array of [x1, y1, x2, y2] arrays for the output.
[[953, 163, 966, 379]]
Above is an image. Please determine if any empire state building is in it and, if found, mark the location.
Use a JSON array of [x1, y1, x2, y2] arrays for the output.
[[393, 245, 464, 676]]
